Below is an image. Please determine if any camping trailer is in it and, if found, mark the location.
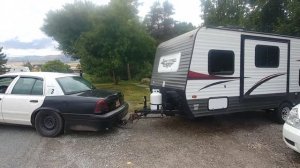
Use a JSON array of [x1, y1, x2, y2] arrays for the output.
[[150, 27, 300, 123]]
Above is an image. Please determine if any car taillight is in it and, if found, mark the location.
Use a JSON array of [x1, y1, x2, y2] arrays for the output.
[[94, 99, 109, 114]]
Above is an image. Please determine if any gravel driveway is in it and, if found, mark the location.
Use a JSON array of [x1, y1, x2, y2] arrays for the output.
[[0, 111, 299, 168]]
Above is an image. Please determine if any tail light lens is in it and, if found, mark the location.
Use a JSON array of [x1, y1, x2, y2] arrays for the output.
[[94, 99, 109, 114]]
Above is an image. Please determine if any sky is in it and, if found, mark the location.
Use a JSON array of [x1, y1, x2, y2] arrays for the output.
[[0, 0, 202, 57]]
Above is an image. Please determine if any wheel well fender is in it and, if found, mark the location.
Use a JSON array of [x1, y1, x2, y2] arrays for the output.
[[31, 107, 61, 126], [279, 100, 293, 108]]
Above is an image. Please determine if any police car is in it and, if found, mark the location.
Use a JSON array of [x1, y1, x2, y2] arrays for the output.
[[283, 104, 300, 153], [0, 72, 128, 137]]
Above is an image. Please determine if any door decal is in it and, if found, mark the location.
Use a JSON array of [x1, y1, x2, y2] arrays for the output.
[[244, 73, 286, 96]]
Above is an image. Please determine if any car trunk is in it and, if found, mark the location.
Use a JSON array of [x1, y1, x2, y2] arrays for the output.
[[77, 89, 124, 112]]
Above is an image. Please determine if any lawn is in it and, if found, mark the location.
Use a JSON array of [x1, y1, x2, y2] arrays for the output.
[[94, 81, 150, 112]]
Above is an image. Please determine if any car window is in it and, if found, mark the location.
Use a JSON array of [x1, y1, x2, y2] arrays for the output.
[[0, 76, 16, 93], [11, 77, 43, 95], [56, 76, 93, 95], [31, 79, 43, 95]]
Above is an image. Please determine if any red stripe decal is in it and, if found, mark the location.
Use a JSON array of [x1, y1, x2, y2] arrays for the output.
[[187, 71, 240, 80]]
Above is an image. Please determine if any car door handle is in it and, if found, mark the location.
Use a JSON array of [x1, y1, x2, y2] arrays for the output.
[[30, 100, 38, 103]]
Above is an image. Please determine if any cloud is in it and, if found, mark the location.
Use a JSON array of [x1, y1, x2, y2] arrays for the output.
[[0, 38, 61, 57], [4, 47, 62, 57], [0, 38, 56, 49], [1, 0, 202, 58]]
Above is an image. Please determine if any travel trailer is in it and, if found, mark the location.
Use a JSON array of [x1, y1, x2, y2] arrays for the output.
[[150, 27, 300, 123]]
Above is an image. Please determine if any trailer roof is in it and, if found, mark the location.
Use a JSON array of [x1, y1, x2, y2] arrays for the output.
[[204, 26, 300, 40]]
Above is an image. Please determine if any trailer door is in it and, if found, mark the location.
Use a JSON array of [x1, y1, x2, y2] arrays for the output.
[[241, 35, 290, 99]]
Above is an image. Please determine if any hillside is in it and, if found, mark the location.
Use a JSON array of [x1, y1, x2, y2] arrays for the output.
[[7, 55, 77, 64]]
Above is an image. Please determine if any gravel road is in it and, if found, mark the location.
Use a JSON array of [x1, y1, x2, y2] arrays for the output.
[[0, 111, 299, 168]]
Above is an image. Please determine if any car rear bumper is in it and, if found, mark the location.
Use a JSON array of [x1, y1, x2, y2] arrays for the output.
[[63, 102, 129, 131], [283, 123, 300, 153]]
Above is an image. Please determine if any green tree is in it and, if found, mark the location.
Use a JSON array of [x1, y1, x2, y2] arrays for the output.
[[41, 60, 72, 73], [200, 0, 300, 36], [275, 0, 300, 36], [23, 61, 33, 71], [246, 0, 287, 33], [173, 22, 196, 36], [200, 0, 248, 28], [42, 0, 157, 83], [0, 47, 8, 74], [77, 0, 156, 84], [42, 1, 97, 58], [144, 1, 195, 43]]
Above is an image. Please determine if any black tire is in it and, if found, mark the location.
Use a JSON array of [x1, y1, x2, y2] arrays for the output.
[[35, 111, 64, 137], [274, 103, 292, 124]]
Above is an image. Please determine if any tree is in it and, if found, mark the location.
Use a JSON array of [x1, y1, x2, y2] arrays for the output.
[[23, 61, 33, 71], [144, 1, 195, 43], [246, 0, 287, 33], [41, 60, 72, 73], [274, 0, 300, 36], [0, 47, 8, 74], [200, 0, 300, 36], [144, 0, 175, 42], [77, 0, 156, 84], [200, 0, 248, 28], [42, 1, 97, 59], [173, 22, 196, 36], [42, 1, 157, 84]]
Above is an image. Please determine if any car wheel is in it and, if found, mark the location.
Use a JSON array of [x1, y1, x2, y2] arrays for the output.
[[35, 111, 64, 137], [274, 103, 292, 124]]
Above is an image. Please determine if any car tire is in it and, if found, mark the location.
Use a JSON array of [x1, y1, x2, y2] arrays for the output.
[[35, 111, 64, 137], [274, 103, 292, 124]]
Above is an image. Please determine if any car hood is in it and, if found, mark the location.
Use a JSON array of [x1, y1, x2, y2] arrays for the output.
[[76, 89, 119, 98]]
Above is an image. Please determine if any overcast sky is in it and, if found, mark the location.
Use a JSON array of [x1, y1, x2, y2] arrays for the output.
[[0, 0, 202, 57]]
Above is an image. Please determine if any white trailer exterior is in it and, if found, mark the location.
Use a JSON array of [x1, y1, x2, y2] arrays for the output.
[[150, 27, 300, 123]]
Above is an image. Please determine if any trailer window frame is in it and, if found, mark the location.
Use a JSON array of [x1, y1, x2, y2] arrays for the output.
[[255, 45, 280, 68], [208, 49, 235, 75]]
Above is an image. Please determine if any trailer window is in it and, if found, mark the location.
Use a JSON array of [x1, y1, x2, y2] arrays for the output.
[[208, 50, 234, 75], [255, 45, 279, 68]]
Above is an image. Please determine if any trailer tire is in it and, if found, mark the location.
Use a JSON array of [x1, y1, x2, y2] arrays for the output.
[[274, 103, 292, 124]]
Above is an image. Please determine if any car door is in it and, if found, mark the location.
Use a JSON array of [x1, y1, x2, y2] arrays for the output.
[[2, 76, 45, 125], [0, 76, 18, 122]]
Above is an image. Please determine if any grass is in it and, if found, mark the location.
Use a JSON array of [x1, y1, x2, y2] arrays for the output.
[[94, 81, 150, 112]]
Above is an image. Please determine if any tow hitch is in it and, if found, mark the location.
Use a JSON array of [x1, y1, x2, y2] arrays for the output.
[[127, 96, 173, 123]]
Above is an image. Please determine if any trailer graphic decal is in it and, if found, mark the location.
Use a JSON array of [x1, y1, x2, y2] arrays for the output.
[[244, 73, 286, 96], [158, 53, 181, 73], [198, 80, 234, 91], [187, 71, 240, 80]]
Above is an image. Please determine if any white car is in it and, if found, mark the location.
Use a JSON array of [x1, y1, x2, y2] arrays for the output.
[[283, 104, 300, 153], [0, 72, 128, 137]]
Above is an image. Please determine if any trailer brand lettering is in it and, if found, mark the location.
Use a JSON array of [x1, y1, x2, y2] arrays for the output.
[[161, 58, 177, 68], [158, 53, 181, 73]]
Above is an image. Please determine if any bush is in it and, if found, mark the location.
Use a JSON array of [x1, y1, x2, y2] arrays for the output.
[[140, 78, 151, 85]]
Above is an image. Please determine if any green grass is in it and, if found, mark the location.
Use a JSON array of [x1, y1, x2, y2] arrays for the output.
[[94, 81, 150, 112]]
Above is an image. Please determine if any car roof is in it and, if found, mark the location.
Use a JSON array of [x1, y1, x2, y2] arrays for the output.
[[0, 72, 77, 79]]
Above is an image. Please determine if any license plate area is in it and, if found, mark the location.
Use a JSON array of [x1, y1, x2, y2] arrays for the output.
[[116, 99, 121, 108]]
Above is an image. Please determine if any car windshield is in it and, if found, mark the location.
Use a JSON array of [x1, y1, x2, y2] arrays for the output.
[[56, 76, 94, 95]]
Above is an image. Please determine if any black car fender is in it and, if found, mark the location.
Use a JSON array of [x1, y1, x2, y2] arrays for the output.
[[30, 107, 62, 126]]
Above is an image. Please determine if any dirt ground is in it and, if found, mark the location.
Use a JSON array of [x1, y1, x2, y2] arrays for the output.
[[0, 111, 299, 168]]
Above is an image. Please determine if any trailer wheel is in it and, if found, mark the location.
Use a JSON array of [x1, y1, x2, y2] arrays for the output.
[[274, 103, 292, 124]]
